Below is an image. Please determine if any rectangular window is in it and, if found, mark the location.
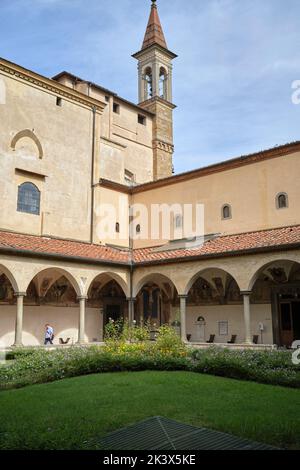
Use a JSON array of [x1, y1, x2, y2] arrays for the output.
[[138, 114, 146, 125], [105, 95, 109, 102], [56, 97, 62, 107], [113, 103, 120, 114], [125, 169, 135, 184]]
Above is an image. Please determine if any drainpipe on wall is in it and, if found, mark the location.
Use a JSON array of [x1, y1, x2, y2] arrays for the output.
[[90, 106, 97, 244]]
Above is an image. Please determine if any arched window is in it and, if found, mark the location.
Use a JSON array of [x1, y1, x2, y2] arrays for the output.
[[144, 67, 153, 100], [17, 182, 40, 215], [159, 67, 167, 99], [115, 222, 120, 233], [222, 204, 232, 220], [276, 193, 288, 209]]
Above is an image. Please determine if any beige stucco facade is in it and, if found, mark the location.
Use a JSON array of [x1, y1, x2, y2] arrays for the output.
[[0, 3, 300, 350], [1, 249, 300, 347]]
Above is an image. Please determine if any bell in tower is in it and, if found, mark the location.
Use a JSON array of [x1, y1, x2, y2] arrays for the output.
[[132, 0, 177, 180]]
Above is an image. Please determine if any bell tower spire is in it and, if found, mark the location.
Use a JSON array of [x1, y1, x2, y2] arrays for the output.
[[142, 0, 168, 51], [132, 0, 177, 181]]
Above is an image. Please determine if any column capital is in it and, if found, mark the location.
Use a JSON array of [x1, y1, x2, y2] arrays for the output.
[[126, 297, 136, 302], [240, 291, 252, 296], [178, 294, 188, 299], [14, 292, 26, 298], [77, 295, 88, 301]]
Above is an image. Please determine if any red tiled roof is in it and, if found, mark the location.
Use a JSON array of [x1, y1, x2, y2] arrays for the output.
[[0, 226, 300, 266], [0, 231, 130, 264], [142, 1, 168, 50], [133, 225, 300, 264]]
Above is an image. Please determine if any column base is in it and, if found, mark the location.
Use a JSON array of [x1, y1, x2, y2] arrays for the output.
[[11, 343, 24, 348]]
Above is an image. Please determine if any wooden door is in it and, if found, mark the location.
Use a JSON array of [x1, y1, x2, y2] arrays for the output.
[[279, 302, 293, 347]]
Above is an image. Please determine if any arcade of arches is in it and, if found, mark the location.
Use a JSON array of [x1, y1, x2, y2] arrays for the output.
[[0, 255, 300, 348]]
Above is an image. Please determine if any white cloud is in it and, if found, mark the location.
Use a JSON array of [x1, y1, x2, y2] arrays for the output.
[[1, 0, 300, 173]]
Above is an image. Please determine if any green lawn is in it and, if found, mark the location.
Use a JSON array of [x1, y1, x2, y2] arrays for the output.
[[0, 371, 299, 450]]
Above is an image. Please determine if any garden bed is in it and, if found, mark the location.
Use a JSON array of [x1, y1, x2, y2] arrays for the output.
[[0, 342, 299, 390]]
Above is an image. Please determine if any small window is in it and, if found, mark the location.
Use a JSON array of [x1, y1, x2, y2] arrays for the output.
[[175, 214, 183, 228], [222, 204, 232, 220], [113, 103, 120, 114], [105, 96, 109, 102], [125, 169, 135, 184], [136, 224, 141, 234], [276, 193, 288, 209], [17, 182, 40, 215], [56, 97, 62, 107], [115, 222, 120, 233], [138, 114, 146, 125]]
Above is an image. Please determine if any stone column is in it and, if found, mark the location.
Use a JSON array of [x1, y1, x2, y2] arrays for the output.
[[179, 295, 188, 343], [13, 292, 26, 347], [127, 298, 136, 326], [77, 296, 87, 344], [241, 291, 252, 344]]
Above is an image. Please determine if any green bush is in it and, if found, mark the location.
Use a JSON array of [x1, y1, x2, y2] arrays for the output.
[[0, 345, 190, 390], [4, 347, 37, 361], [189, 347, 300, 388], [104, 318, 123, 341], [0, 343, 299, 391], [155, 324, 186, 355]]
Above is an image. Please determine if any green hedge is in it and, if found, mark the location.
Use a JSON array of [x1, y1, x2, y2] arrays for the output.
[[0, 345, 299, 390], [190, 348, 300, 387]]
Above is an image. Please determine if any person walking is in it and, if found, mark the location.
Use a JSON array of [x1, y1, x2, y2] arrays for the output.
[[44, 323, 54, 345]]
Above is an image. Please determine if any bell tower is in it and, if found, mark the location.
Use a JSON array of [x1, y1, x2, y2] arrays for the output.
[[133, 0, 177, 181]]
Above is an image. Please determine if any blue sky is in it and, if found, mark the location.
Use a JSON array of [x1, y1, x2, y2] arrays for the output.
[[1, 0, 300, 173]]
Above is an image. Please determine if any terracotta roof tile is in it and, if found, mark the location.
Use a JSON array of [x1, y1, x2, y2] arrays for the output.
[[0, 231, 130, 264], [133, 225, 300, 264], [0, 226, 299, 266], [142, 1, 168, 50]]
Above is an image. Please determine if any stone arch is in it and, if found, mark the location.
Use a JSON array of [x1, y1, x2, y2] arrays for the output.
[[133, 272, 179, 299], [11, 129, 43, 159], [0, 263, 19, 293], [159, 66, 168, 99], [87, 271, 129, 298], [183, 266, 241, 296], [25, 267, 82, 297], [248, 257, 300, 291], [143, 66, 153, 100], [133, 272, 179, 327]]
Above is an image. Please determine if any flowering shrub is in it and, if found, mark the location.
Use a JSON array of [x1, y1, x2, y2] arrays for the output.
[[104, 318, 123, 341], [0, 341, 299, 391], [155, 325, 187, 356], [121, 321, 150, 343]]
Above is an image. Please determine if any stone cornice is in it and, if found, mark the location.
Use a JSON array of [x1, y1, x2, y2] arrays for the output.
[[139, 96, 177, 110], [132, 43, 177, 60], [0, 57, 106, 113], [153, 140, 174, 154]]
